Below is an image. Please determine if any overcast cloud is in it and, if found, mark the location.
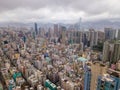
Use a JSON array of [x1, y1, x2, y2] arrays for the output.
[[0, 0, 120, 23]]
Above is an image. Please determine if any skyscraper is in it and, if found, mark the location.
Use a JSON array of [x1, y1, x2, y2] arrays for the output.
[[111, 42, 120, 63], [84, 65, 91, 90], [98, 31, 105, 42], [38, 27, 41, 36], [117, 29, 120, 40], [82, 33, 88, 47], [61, 26, 66, 44], [97, 69, 120, 90], [102, 41, 110, 62], [54, 24, 59, 37], [94, 31, 98, 45], [97, 75, 120, 90], [103, 41, 120, 64], [88, 29, 98, 47], [104, 28, 116, 40], [34, 23, 38, 35], [67, 30, 83, 44]]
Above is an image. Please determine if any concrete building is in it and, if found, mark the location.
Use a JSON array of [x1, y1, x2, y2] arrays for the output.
[[67, 30, 83, 44], [84, 65, 91, 90], [97, 69, 120, 90], [104, 28, 116, 40], [60, 26, 67, 44], [102, 41, 110, 62], [98, 31, 105, 42], [117, 29, 120, 40], [54, 24, 59, 37], [111, 42, 120, 63], [88, 29, 98, 47], [97, 74, 120, 90], [103, 41, 120, 64]]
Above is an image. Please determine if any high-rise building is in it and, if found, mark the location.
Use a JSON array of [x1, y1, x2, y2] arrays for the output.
[[74, 31, 83, 44], [83, 31, 90, 47], [67, 30, 73, 44], [111, 42, 120, 63], [34, 23, 38, 35], [88, 29, 98, 47], [84, 65, 91, 90], [102, 41, 110, 62], [97, 69, 120, 90], [94, 31, 98, 45], [61, 26, 66, 44], [104, 28, 116, 40], [117, 29, 120, 40], [38, 27, 41, 36], [54, 24, 59, 37], [82, 32, 88, 47], [103, 41, 120, 63], [39, 27, 45, 37], [98, 31, 105, 42], [97, 74, 120, 90], [67, 30, 83, 44]]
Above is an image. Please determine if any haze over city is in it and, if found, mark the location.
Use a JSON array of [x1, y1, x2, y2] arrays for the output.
[[0, 0, 120, 90]]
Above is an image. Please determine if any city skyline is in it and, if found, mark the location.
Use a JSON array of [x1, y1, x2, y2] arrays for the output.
[[0, 1, 120, 90]]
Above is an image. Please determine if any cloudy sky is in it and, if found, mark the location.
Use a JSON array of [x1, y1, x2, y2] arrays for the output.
[[0, 0, 120, 23]]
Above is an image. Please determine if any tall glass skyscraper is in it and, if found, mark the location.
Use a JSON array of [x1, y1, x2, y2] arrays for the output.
[[34, 23, 38, 35], [84, 65, 91, 90]]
